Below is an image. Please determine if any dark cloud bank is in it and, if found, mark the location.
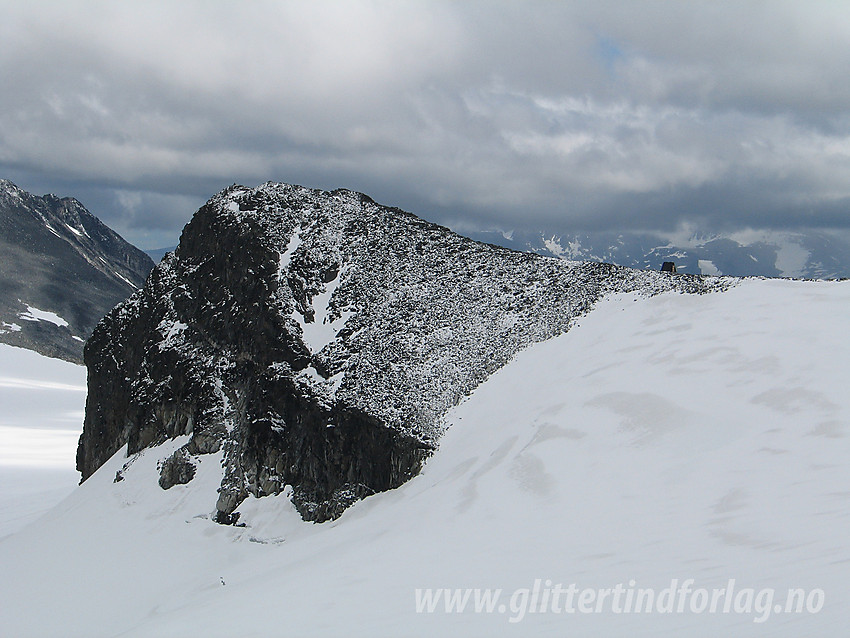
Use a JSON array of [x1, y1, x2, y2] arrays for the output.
[[2, 0, 850, 249]]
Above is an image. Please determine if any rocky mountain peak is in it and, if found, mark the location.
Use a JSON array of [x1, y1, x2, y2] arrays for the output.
[[0, 180, 154, 362], [78, 182, 730, 522]]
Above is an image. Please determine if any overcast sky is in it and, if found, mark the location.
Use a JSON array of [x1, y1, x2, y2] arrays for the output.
[[2, 1, 850, 249]]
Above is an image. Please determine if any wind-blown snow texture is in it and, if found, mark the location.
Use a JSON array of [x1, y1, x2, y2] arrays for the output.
[[78, 182, 729, 521]]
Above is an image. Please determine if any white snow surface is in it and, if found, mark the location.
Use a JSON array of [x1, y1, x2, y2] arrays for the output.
[[280, 227, 353, 353], [293, 265, 354, 354], [114, 271, 138, 289], [277, 227, 302, 274], [0, 344, 85, 539], [18, 303, 70, 327], [697, 258, 721, 275], [774, 240, 811, 277], [43, 222, 61, 238], [2, 279, 850, 636], [0, 322, 22, 334]]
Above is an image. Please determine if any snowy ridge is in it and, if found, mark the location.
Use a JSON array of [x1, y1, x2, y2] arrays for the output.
[[78, 182, 731, 522]]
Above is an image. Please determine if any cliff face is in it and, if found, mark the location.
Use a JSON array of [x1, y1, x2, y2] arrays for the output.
[[77, 183, 727, 522], [0, 179, 154, 362]]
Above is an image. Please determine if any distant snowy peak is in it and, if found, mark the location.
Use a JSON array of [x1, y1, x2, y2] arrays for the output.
[[0, 179, 155, 362], [472, 228, 850, 279], [79, 181, 730, 524]]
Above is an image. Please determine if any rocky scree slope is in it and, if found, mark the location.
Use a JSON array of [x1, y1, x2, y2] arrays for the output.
[[0, 179, 154, 362], [77, 183, 730, 522]]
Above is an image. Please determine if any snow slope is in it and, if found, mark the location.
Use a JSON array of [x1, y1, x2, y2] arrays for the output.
[[1, 278, 849, 636], [0, 344, 86, 539]]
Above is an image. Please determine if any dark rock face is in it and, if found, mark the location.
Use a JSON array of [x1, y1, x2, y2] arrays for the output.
[[78, 182, 729, 522], [158, 448, 197, 489], [0, 179, 154, 362]]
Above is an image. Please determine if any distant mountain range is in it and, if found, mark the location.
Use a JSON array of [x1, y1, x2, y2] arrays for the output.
[[469, 228, 850, 279], [144, 246, 175, 263], [0, 180, 154, 362], [147, 226, 850, 280]]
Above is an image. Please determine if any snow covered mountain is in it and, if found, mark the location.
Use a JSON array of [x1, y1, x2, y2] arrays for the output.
[[77, 182, 727, 524], [0, 179, 154, 362], [471, 228, 850, 279], [1, 277, 848, 637]]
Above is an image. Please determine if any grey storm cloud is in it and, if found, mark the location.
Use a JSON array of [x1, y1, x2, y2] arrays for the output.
[[2, 0, 850, 248]]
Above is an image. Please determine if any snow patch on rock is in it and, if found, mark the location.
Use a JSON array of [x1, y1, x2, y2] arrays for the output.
[[18, 304, 69, 328]]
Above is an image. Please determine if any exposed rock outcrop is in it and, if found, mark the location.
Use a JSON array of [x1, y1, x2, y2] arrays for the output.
[[77, 182, 729, 521]]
